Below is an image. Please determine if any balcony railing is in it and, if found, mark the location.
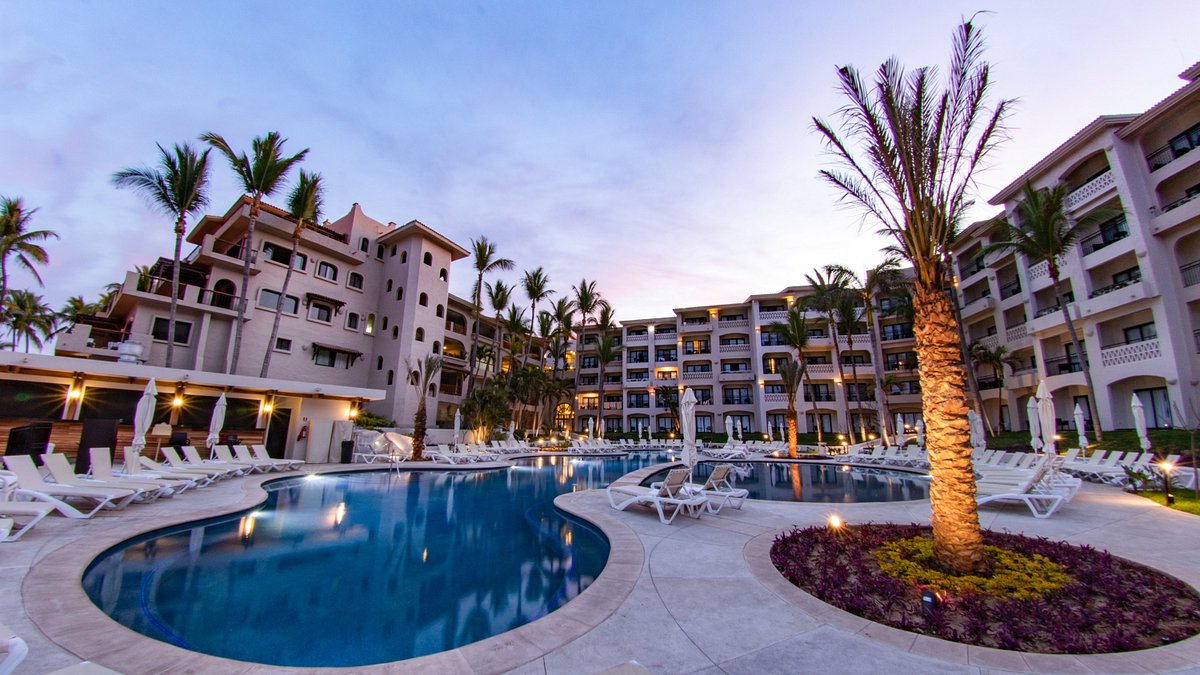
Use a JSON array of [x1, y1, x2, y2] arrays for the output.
[[1181, 261, 1200, 287], [625, 334, 648, 344], [1088, 274, 1140, 299], [758, 310, 788, 322], [803, 393, 835, 402], [1005, 323, 1028, 342], [959, 259, 986, 278], [1064, 169, 1114, 210], [719, 344, 750, 353], [1100, 339, 1161, 367], [681, 318, 710, 327], [999, 279, 1022, 299], [1146, 122, 1200, 172], [1079, 220, 1129, 255], [977, 377, 1002, 390], [723, 397, 754, 405], [682, 371, 712, 380], [1034, 304, 1060, 318], [1163, 192, 1200, 213], [682, 348, 711, 355], [1043, 355, 1084, 375]]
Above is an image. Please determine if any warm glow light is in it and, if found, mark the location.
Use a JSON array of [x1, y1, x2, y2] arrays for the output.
[[1053, 434, 1063, 441], [841, 464, 851, 472], [333, 502, 347, 526], [868, 433, 876, 440], [422, 548, 429, 562], [828, 514, 843, 529], [304, 473, 320, 481], [1160, 461, 1175, 473], [172, 396, 183, 407], [238, 515, 255, 539], [564, 530, 573, 546], [349, 408, 359, 419], [66, 388, 80, 400], [263, 403, 274, 413]]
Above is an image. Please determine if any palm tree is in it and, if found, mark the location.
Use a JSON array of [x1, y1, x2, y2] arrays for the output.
[[832, 289, 868, 441], [59, 295, 100, 328], [777, 358, 806, 458], [485, 280, 513, 375], [969, 341, 1022, 433], [408, 355, 444, 460], [807, 266, 856, 443], [0, 197, 57, 305], [521, 267, 554, 367], [112, 143, 211, 368], [594, 335, 618, 435], [768, 302, 814, 452], [982, 183, 1119, 441], [653, 385, 680, 433], [200, 131, 308, 374], [5, 290, 56, 352], [571, 279, 607, 405], [813, 19, 1012, 574], [500, 304, 529, 381], [466, 237, 515, 393], [261, 170, 324, 378]]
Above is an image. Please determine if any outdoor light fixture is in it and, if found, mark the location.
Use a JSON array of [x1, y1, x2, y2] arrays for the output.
[[66, 388, 80, 400], [828, 514, 843, 530], [921, 589, 940, 618], [262, 403, 274, 413], [1160, 460, 1176, 505], [172, 396, 183, 408], [349, 408, 359, 419], [840, 464, 850, 472]]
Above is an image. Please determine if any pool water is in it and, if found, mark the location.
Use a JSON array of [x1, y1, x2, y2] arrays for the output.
[[642, 461, 930, 502], [82, 451, 675, 667]]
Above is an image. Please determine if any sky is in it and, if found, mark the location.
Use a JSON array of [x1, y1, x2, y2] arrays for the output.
[[1, 1, 1197, 326]]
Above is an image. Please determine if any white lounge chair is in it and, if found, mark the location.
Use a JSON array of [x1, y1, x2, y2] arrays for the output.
[[132, 449, 217, 486], [0, 472, 54, 542], [41, 453, 163, 503], [89, 448, 190, 494], [210, 445, 272, 473], [702, 444, 750, 460], [1, 620, 29, 675], [606, 468, 707, 524], [1, 454, 137, 518], [686, 465, 749, 514], [250, 444, 304, 470], [976, 454, 1066, 519], [182, 446, 252, 475], [158, 447, 236, 479]]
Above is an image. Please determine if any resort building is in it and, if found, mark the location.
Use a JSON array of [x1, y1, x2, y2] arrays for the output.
[[953, 61, 1200, 434]]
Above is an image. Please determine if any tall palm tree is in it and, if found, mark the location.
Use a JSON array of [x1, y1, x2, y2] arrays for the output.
[[113, 143, 211, 369], [5, 290, 56, 352], [466, 237, 515, 393], [982, 183, 1119, 441], [261, 171, 324, 378], [59, 295, 100, 328], [807, 266, 856, 443], [200, 131, 308, 374], [777, 358, 805, 458], [571, 278, 607, 396], [409, 354, 444, 460], [969, 340, 1021, 433], [653, 385, 680, 433], [832, 290, 868, 441], [594, 334, 618, 435], [501, 304, 529, 381], [521, 267, 554, 367], [813, 19, 1012, 574], [829, 257, 903, 441], [0, 197, 57, 305], [485, 280, 513, 375], [769, 302, 813, 453]]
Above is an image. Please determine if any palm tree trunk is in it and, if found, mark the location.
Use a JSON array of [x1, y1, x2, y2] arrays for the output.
[[830, 321, 855, 444], [0, 257, 8, 307], [467, 272, 484, 395], [261, 229, 300, 378], [912, 282, 985, 575], [166, 219, 185, 369], [806, 371, 823, 445], [413, 398, 427, 460], [786, 396, 798, 458], [1053, 275, 1104, 442], [228, 199, 260, 374], [847, 333, 865, 440], [597, 361, 605, 437], [865, 307, 892, 445], [494, 317, 503, 376]]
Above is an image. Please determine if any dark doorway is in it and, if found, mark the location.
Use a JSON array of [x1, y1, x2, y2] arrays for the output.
[[264, 408, 292, 459]]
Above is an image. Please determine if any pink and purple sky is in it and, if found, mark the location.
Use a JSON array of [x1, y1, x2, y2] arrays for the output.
[[1, 1, 1195, 324]]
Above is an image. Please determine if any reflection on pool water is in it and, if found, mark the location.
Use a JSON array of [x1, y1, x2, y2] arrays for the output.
[[82, 451, 675, 667], [642, 461, 930, 503]]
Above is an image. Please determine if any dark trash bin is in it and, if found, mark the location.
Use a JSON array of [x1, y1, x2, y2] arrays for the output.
[[340, 440, 354, 464]]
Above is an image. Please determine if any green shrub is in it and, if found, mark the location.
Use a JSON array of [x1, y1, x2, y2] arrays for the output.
[[872, 536, 1071, 600], [355, 410, 397, 430]]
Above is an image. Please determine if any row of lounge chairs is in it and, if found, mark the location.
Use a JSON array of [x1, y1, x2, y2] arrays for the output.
[[0, 444, 303, 542], [607, 465, 750, 524]]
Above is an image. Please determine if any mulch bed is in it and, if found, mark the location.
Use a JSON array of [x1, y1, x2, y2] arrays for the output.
[[771, 523, 1200, 653]]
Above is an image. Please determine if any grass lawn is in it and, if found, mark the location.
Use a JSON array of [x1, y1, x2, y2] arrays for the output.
[[987, 428, 1200, 458], [1139, 491, 1200, 516]]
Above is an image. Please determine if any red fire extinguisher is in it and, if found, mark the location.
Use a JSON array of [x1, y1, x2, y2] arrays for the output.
[[297, 422, 309, 442]]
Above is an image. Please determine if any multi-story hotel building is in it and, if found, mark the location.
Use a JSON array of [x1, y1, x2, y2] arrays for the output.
[[952, 61, 1200, 434]]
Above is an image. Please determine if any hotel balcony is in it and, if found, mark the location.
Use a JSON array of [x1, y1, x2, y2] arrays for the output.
[[757, 310, 788, 323], [192, 234, 261, 272], [887, 392, 922, 406], [1064, 169, 1116, 213], [1099, 338, 1161, 368], [997, 279, 1023, 306], [55, 324, 156, 362], [623, 377, 650, 388], [654, 331, 679, 342], [1152, 190, 1200, 236], [1004, 323, 1032, 350], [974, 334, 1001, 352], [681, 371, 713, 381], [1078, 221, 1132, 267], [1007, 366, 1038, 391], [716, 318, 750, 331], [960, 294, 994, 320], [625, 334, 648, 345], [805, 363, 837, 378], [718, 370, 755, 382], [718, 343, 751, 354], [958, 258, 988, 284], [763, 393, 787, 404], [1082, 277, 1152, 318], [803, 393, 836, 403], [1029, 303, 1069, 334]]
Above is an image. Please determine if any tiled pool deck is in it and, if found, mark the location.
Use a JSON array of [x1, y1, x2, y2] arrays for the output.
[[5, 458, 1200, 674]]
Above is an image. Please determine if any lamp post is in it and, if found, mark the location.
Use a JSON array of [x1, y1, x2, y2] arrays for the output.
[[1160, 460, 1176, 506]]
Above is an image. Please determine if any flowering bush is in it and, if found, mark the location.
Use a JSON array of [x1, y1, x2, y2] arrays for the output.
[[771, 524, 1200, 653]]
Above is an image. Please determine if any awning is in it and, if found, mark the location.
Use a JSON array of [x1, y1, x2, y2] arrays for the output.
[[304, 292, 346, 314], [311, 341, 363, 366]]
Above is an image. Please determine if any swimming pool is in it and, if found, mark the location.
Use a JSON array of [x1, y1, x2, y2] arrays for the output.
[[82, 452, 675, 667], [641, 461, 930, 502]]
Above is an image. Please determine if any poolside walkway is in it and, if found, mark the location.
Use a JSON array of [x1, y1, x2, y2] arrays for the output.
[[6, 460, 1200, 674]]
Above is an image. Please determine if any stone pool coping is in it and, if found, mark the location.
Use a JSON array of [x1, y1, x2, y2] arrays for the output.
[[22, 460, 644, 674]]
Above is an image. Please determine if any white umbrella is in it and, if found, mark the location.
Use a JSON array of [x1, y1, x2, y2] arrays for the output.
[[453, 409, 462, 445], [894, 413, 905, 446], [724, 415, 735, 446], [205, 393, 227, 455], [130, 379, 158, 454], [1036, 380, 1056, 455], [1026, 396, 1043, 452], [767, 424, 774, 442], [1131, 394, 1152, 451], [735, 418, 743, 441], [643, 424, 649, 440], [679, 388, 698, 473], [1073, 404, 1089, 450], [586, 417, 593, 440], [967, 409, 987, 454], [507, 420, 515, 442], [915, 419, 925, 448]]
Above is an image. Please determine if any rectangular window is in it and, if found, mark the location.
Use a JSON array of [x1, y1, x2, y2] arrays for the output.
[[258, 289, 299, 314], [261, 242, 306, 270], [655, 348, 677, 362], [696, 415, 713, 433], [274, 337, 292, 352], [683, 363, 712, 373], [720, 362, 750, 373], [765, 384, 786, 394], [683, 339, 710, 354], [1123, 322, 1156, 344], [627, 393, 650, 408], [314, 347, 337, 367], [761, 333, 786, 346], [579, 375, 598, 385], [726, 414, 751, 432], [762, 356, 788, 374], [656, 326, 677, 335], [885, 352, 917, 371], [627, 370, 649, 382], [346, 313, 360, 331], [881, 323, 914, 340], [580, 356, 599, 368], [719, 314, 746, 322], [804, 355, 830, 364], [766, 413, 788, 432], [1111, 266, 1141, 286], [719, 337, 748, 345], [694, 388, 713, 404], [151, 317, 192, 345], [627, 329, 648, 336], [628, 350, 649, 363], [309, 302, 333, 323], [723, 387, 751, 405]]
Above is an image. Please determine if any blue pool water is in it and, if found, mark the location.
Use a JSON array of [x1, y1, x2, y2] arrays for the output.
[[82, 452, 675, 667], [642, 461, 930, 502]]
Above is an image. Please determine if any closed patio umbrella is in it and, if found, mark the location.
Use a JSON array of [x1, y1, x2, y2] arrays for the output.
[[895, 413, 905, 446], [724, 415, 735, 446], [1131, 394, 1152, 451], [1073, 403, 1089, 450], [507, 420, 515, 442], [767, 424, 774, 442], [735, 418, 743, 442], [453, 409, 462, 445], [967, 409, 987, 454], [680, 388, 698, 476], [206, 393, 227, 457], [586, 417, 593, 440], [1037, 380, 1056, 455], [1026, 396, 1043, 453], [915, 419, 925, 448], [130, 378, 158, 455]]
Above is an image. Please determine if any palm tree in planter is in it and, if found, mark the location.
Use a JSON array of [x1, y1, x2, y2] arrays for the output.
[[769, 303, 814, 453], [409, 354, 444, 460], [0, 197, 57, 307], [982, 183, 1120, 442], [200, 131, 307, 374], [466, 237, 514, 394], [813, 20, 1013, 574], [261, 170, 323, 378], [113, 143, 211, 368], [778, 358, 805, 458]]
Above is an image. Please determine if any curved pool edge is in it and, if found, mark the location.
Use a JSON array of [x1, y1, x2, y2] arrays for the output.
[[25, 461, 644, 675]]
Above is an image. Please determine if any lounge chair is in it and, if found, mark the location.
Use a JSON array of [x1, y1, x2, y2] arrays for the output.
[[210, 445, 272, 473], [41, 453, 163, 503], [975, 454, 1066, 519], [89, 448, 190, 494], [606, 468, 707, 524], [182, 446, 253, 475], [685, 464, 749, 514], [353, 433, 399, 463], [0, 472, 54, 542], [702, 445, 750, 460], [250, 444, 304, 470], [1, 454, 137, 518], [132, 449, 217, 486], [1, 620, 29, 675], [166, 447, 241, 478]]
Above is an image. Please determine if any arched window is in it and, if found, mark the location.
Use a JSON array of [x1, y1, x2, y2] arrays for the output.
[[436, 304, 444, 318], [347, 272, 364, 290], [359, 237, 369, 253], [419, 292, 428, 306], [423, 252, 433, 266], [376, 244, 384, 259], [386, 279, 393, 292], [415, 327, 425, 342], [387, 369, 394, 385], [365, 313, 375, 335], [396, 287, 403, 301], [210, 279, 236, 309], [432, 341, 441, 354], [429, 384, 436, 396], [390, 245, 397, 257], [400, 251, 408, 264], [439, 268, 448, 282], [376, 356, 383, 370], [316, 261, 338, 281], [392, 326, 399, 339], [382, 316, 389, 330]]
